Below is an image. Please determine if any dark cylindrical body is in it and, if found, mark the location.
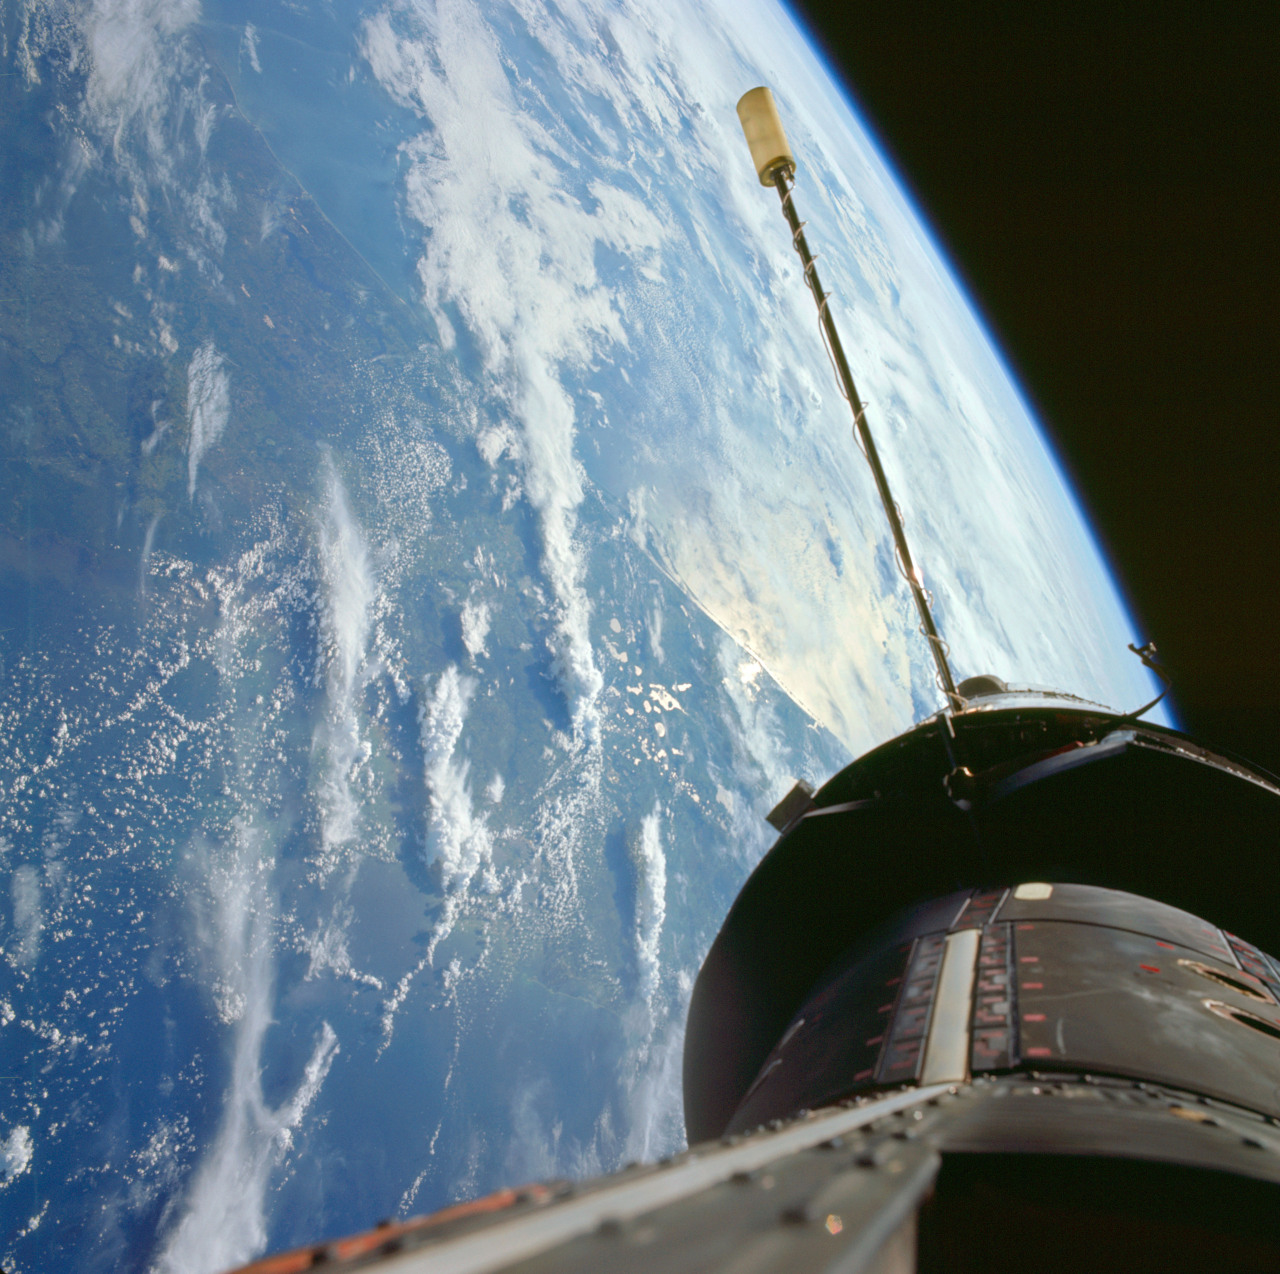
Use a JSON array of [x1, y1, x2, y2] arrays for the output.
[[684, 698, 1280, 1142]]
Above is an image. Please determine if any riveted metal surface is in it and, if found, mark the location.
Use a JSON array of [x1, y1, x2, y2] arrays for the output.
[[727, 941, 916, 1134], [1225, 932, 1280, 1002], [502, 1141, 938, 1274], [877, 935, 945, 1086], [1012, 921, 1280, 1116], [358, 1087, 950, 1274], [994, 883, 1237, 964], [931, 1074, 1280, 1185], [971, 924, 1016, 1073], [950, 888, 1007, 932]]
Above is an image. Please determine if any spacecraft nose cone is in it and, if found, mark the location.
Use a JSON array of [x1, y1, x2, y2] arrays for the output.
[[956, 674, 1009, 699]]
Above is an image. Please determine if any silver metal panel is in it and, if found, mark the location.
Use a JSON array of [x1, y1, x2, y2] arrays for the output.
[[920, 930, 980, 1085], [378, 1086, 951, 1274]]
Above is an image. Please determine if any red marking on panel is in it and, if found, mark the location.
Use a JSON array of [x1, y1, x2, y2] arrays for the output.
[[1019, 956, 1039, 964], [1139, 965, 1160, 973], [854, 1069, 873, 1082], [1156, 941, 1175, 949], [884, 977, 902, 987], [877, 1003, 894, 1014], [1021, 982, 1044, 990], [865, 1036, 884, 1047], [1026, 1047, 1053, 1057], [1016, 924, 1035, 931], [1024, 1013, 1047, 1022]]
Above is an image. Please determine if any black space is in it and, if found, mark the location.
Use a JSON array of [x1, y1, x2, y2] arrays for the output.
[[782, 3, 1280, 776]]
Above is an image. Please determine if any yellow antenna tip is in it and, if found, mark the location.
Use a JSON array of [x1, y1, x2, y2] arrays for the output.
[[736, 86, 796, 185]]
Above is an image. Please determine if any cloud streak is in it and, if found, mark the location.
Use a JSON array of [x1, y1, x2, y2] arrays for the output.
[[313, 457, 376, 877], [361, 0, 666, 742], [186, 341, 230, 499], [631, 803, 666, 1013], [156, 823, 339, 1274], [421, 665, 493, 902]]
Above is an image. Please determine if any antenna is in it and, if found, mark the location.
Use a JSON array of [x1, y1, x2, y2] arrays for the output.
[[737, 87, 964, 715]]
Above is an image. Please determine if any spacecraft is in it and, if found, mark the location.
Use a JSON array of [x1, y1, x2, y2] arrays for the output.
[[230, 89, 1280, 1274]]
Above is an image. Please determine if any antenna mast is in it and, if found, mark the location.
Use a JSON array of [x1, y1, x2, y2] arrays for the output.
[[737, 87, 964, 715]]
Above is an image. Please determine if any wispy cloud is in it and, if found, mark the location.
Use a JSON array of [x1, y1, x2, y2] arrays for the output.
[[460, 597, 490, 662], [156, 823, 339, 1274], [8, 865, 43, 970], [240, 23, 262, 74], [361, 0, 666, 742], [379, 664, 494, 1053], [186, 340, 230, 499], [21, 0, 235, 274], [313, 457, 376, 877], [421, 665, 493, 902], [303, 904, 383, 992], [631, 803, 666, 1012]]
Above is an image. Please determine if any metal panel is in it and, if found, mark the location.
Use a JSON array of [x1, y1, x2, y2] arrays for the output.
[[971, 924, 1017, 1073], [1013, 921, 1280, 1117], [921, 930, 981, 1085], [727, 940, 916, 1133], [365, 1087, 949, 1274], [995, 882, 1236, 964], [877, 935, 946, 1086]]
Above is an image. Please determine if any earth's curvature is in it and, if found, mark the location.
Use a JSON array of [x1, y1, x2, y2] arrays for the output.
[[0, 0, 1164, 1270]]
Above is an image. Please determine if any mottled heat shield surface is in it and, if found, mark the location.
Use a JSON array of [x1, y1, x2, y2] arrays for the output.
[[726, 884, 1280, 1133]]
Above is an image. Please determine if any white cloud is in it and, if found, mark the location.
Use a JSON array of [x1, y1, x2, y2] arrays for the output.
[[0, 1126, 34, 1187], [79, 0, 200, 175], [420, 665, 492, 901], [241, 23, 262, 74], [153, 1018, 337, 1274], [303, 905, 383, 992], [631, 803, 666, 1012], [313, 457, 376, 876], [361, 0, 666, 743], [186, 340, 230, 499], [715, 636, 789, 800], [157, 822, 339, 1274], [20, 0, 236, 274], [646, 601, 665, 665], [9, 865, 42, 970], [621, 1011, 687, 1165], [460, 597, 490, 662]]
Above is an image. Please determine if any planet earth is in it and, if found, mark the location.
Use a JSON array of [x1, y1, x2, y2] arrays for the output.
[[0, 0, 1167, 1269]]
